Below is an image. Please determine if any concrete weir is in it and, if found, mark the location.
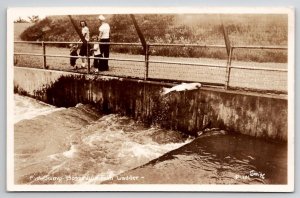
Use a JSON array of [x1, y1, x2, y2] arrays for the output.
[[14, 66, 287, 141]]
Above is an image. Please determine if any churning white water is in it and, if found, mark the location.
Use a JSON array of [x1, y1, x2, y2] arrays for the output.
[[14, 94, 64, 123], [14, 94, 192, 184]]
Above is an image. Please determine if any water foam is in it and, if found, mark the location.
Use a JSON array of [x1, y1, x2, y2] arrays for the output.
[[14, 95, 193, 184], [45, 114, 192, 184], [14, 94, 64, 123], [63, 144, 78, 158]]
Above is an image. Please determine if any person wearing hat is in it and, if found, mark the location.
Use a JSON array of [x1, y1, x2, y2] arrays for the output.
[[98, 15, 110, 71]]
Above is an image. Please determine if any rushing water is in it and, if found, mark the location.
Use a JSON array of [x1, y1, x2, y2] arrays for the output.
[[110, 133, 287, 184], [14, 94, 287, 185], [14, 94, 192, 184], [14, 94, 64, 123]]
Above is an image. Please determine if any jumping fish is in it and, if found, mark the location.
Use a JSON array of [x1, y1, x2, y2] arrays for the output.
[[162, 83, 201, 95]]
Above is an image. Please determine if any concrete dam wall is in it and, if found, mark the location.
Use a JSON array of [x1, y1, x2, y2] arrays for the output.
[[14, 67, 287, 141]]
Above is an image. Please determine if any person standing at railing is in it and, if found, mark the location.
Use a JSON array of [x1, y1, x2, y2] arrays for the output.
[[69, 43, 79, 69], [98, 15, 110, 71], [90, 35, 102, 73], [79, 21, 90, 68]]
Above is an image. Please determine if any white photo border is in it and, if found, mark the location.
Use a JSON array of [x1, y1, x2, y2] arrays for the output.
[[7, 6, 295, 192]]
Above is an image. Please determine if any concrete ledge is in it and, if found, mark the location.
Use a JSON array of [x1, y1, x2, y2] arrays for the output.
[[14, 67, 287, 141]]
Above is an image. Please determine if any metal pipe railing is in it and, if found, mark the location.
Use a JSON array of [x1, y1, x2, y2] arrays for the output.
[[14, 40, 288, 91], [147, 60, 227, 68], [14, 40, 142, 46], [230, 65, 287, 72], [232, 45, 288, 50], [225, 47, 233, 89], [148, 43, 226, 48], [14, 53, 145, 62]]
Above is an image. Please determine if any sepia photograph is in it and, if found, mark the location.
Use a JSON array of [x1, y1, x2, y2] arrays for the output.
[[7, 7, 294, 191]]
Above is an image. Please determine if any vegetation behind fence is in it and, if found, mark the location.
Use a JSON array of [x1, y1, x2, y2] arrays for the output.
[[19, 14, 288, 62]]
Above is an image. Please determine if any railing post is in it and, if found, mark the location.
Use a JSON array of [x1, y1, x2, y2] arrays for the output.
[[225, 47, 233, 89], [219, 15, 231, 57], [130, 14, 149, 80], [87, 41, 90, 74], [42, 41, 47, 69], [144, 44, 150, 80]]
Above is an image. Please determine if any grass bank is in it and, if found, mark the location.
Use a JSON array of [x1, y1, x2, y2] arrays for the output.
[[17, 14, 288, 62]]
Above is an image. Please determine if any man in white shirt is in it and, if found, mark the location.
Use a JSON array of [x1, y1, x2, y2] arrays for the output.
[[98, 15, 110, 71], [79, 21, 90, 68]]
